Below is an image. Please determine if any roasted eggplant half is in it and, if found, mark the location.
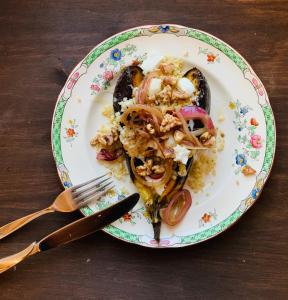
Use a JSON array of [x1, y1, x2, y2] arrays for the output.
[[113, 65, 212, 242], [184, 67, 210, 113]]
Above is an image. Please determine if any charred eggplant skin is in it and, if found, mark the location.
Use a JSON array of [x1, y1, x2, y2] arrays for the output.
[[113, 66, 144, 183], [113, 66, 144, 113], [184, 67, 211, 114]]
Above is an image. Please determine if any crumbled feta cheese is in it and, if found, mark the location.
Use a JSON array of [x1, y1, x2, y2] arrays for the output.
[[148, 78, 162, 97], [119, 127, 126, 145], [141, 54, 164, 74], [173, 144, 190, 164], [114, 112, 121, 125], [119, 126, 134, 145], [177, 78, 195, 96], [119, 98, 135, 112]]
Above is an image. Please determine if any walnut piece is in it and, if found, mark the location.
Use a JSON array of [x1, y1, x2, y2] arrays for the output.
[[146, 123, 155, 135], [152, 165, 165, 174], [136, 159, 165, 176], [171, 89, 190, 101], [199, 132, 211, 143], [159, 63, 174, 75], [136, 165, 151, 176], [162, 76, 177, 86], [136, 159, 153, 176], [160, 114, 182, 133], [163, 148, 175, 158], [92, 127, 119, 147], [200, 131, 216, 147], [157, 85, 172, 103], [203, 136, 216, 147], [174, 130, 185, 142]]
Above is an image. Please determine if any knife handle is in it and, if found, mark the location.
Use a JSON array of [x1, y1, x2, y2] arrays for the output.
[[0, 206, 55, 240], [0, 242, 40, 274]]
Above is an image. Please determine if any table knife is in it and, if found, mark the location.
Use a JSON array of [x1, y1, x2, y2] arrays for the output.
[[0, 193, 139, 273]]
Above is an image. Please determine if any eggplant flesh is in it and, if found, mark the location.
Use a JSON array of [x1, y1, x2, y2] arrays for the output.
[[113, 66, 211, 242]]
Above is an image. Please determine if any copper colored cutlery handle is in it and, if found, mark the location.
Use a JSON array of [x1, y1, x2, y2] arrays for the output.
[[0, 206, 55, 240], [0, 242, 40, 273]]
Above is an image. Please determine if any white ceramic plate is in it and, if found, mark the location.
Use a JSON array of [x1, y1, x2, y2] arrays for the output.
[[51, 24, 276, 248]]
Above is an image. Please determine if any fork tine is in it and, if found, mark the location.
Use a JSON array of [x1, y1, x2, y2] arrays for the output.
[[77, 185, 115, 208], [71, 172, 111, 191], [72, 177, 111, 198], [73, 181, 113, 204]]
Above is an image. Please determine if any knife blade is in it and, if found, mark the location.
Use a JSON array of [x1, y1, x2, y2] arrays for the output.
[[39, 193, 139, 251], [0, 193, 139, 273]]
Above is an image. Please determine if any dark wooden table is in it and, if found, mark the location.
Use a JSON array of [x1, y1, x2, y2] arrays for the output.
[[0, 1, 287, 299]]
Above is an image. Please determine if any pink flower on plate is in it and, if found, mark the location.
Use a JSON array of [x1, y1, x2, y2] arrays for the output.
[[251, 134, 262, 148], [90, 84, 100, 92], [67, 72, 79, 89], [103, 70, 113, 81]]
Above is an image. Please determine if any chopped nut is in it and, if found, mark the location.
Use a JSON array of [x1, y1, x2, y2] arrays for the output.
[[159, 63, 174, 75], [171, 89, 190, 101], [203, 136, 216, 147], [136, 159, 153, 177], [163, 148, 175, 158], [146, 159, 153, 168], [90, 136, 99, 146], [199, 132, 211, 143], [98, 135, 113, 146], [162, 76, 177, 86], [146, 123, 155, 134], [152, 164, 165, 174], [136, 165, 151, 176], [174, 130, 185, 142], [91, 127, 119, 147], [157, 85, 172, 103], [160, 113, 182, 133], [200, 131, 216, 147]]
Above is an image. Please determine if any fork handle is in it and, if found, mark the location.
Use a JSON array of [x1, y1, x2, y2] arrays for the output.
[[0, 242, 40, 273], [0, 206, 55, 240]]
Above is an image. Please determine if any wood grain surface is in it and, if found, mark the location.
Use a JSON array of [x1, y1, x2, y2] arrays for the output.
[[0, 0, 287, 299]]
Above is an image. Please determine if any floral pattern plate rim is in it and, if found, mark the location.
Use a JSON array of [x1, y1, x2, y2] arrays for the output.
[[51, 24, 276, 248]]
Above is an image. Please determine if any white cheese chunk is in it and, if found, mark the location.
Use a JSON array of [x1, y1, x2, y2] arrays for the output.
[[148, 78, 162, 97], [119, 98, 135, 112], [177, 77, 195, 96], [173, 144, 190, 165], [141, 54, 164, 74]]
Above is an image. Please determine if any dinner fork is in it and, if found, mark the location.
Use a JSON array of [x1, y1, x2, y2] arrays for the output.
[[0, 173, 113, 240]]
